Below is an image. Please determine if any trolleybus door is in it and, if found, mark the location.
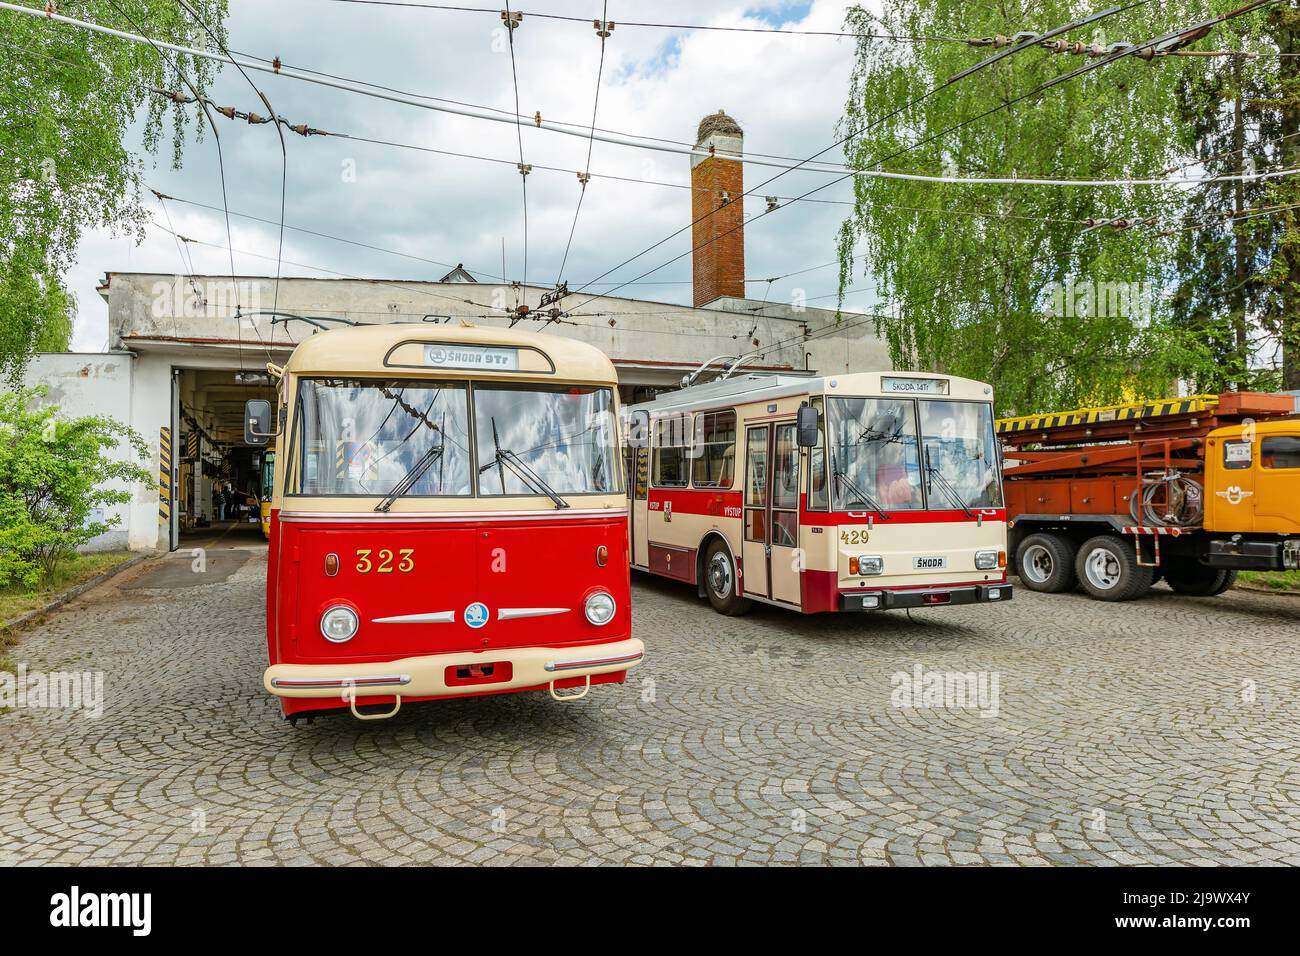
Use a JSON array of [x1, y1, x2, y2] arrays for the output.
[[743, 422, 802, 604], [768, 422, 802, 606], [742, 425, 770, 598]]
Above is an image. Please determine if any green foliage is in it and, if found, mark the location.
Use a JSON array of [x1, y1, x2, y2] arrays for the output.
[[1170, 13, 1293, 392], [0, 386, 150, 589], [835, 1, 1282, 415], [0, 0, 229, 383]]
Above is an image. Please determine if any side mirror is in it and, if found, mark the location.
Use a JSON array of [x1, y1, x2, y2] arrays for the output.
[[244, 399, 273, 446], [796, 404, 819, 447]]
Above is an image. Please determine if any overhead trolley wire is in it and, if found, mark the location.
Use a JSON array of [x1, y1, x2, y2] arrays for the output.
[[97, 0, 263, 369], [314, 0, 968, 43], [176, 0, 289, 351], [560, 2, 1153, 314], [554, 0, 608, 290], [503, 5, 529, 295]]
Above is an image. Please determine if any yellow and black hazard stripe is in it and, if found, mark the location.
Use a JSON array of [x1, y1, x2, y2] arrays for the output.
[[996, 394, 1220, 436], [158, 426, 172, 524], [335, 442, 349, 479], [185, 430, 199, 459]]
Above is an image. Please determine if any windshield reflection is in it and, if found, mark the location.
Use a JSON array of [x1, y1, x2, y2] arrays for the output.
[[295, 379, 471, 496], [826, 397, 924, 511], [826, 397, 1001, 511], [475, 385, 621, 495], [918, 400, 1002, 508]]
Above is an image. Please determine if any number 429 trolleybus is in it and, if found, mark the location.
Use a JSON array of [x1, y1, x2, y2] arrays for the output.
[[245, 324, 642, 722], [624, 371, 1012, 615]]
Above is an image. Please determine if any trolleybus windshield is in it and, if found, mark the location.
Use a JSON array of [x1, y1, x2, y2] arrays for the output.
[[918, 400, 1002, 509], [292, 379, 621, 499], [474, 384, 621, 496], [293, 378, 472, 497], [826, 397, 924, 511]]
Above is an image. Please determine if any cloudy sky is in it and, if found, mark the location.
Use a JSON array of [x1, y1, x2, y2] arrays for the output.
[[62, 0, 877, 350]]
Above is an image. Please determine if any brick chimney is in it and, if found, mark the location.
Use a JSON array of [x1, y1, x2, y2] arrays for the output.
[[691, 110, 745, 308]]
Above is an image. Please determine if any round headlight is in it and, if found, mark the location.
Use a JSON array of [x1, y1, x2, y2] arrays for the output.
[[320, 605, 359, 643], [584, 591, 616, 626]]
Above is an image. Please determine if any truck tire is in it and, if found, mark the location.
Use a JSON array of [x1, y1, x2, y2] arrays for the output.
[[1075, 535, 1156, 601], [1164, 559, 1238, 597], [1016, 533, 1078, 593], [703, 540, 752, 616]]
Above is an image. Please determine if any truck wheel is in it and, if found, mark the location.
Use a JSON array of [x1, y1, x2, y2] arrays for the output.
[[1075, 535, 1155, 601], [1164, 559, 1238, 597], [1016, 533, 1077, 593], [703, 540, 752, 616]]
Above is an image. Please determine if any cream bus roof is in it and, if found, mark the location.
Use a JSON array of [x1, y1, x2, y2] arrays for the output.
[[282, 322, 619, 383], [632, 370, 992, 417]]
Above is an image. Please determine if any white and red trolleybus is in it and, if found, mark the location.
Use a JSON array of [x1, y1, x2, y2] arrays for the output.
[[244, 324, 642, 722], [624, 371, 1013, 615]]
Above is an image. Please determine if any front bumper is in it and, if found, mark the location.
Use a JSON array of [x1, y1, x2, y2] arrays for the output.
[[1206, 538, 1300, 571], [264, 638, 644, 700], [840, 583, 1012, 611]]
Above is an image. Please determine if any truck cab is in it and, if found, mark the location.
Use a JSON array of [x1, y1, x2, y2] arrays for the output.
[[1204, 420, 1300, 536]]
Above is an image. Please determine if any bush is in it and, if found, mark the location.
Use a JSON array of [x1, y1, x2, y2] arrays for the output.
[[0, 386, 150, 588]]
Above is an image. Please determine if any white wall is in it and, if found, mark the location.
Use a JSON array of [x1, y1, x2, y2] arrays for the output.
[[21, 353, 138, 553]]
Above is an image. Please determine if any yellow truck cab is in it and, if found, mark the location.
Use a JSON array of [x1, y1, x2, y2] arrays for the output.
[[1204, 419, 1300, 539]]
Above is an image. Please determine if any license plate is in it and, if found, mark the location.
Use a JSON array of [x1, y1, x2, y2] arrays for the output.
[[913, 556, 946, 570]]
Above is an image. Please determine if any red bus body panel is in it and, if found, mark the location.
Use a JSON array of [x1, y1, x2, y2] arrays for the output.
[[266, 508, 631, 715]]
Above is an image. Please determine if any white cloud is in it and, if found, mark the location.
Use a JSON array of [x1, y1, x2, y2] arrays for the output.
[[67, 0, 869, 350]]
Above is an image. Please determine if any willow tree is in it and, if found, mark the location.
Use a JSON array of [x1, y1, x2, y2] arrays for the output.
[[0, 1, 228, 382], [835, 1, 1256, 415]]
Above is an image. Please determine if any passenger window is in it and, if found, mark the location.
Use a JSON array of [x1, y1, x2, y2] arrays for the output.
[[1261, 436, 1300, 469], [653, 418, 689, 487], [692, 410, 737, 488]]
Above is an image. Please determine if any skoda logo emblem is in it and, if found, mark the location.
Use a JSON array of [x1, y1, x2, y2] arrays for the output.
[[427, 346, 447, 365], [464, 602, 490, 628]]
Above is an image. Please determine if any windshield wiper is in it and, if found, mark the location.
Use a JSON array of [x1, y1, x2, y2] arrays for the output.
[[375, 442, 445, 512], [833, 471, 891, 519], [478, 417, 570, 509], [923, 447, 976, 518]]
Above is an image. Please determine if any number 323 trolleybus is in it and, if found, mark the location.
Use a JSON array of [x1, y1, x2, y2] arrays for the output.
[[245, 324, 642, 722], [624, 371, 1012, 615]]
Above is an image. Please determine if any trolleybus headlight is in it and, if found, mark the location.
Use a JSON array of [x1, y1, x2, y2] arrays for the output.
[[975, 549, 1000, 570], [320, 605, 360, 643], [584, 591, 616, 626], [854, 555, 883, 576]]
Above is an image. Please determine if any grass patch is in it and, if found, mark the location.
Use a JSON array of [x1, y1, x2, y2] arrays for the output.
[[0, 550, 136, 630], [1239, 570, 1300, 593]]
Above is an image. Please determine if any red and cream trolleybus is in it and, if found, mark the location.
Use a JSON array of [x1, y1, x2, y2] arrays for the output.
[[623, 371, 1012, 615], [244, 324, 641, 722]]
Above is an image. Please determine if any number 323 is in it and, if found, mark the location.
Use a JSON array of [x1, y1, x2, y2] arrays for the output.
[[355, 548, 415, 574]]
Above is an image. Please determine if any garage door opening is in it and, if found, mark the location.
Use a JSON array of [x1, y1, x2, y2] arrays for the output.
[[171, 367, 278, 551]]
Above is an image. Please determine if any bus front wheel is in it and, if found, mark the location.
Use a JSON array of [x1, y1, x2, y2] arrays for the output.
[[704, 541, 752, 616]]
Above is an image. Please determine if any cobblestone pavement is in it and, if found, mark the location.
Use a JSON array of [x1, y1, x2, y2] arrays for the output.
[[2, 545, 1299, 866]]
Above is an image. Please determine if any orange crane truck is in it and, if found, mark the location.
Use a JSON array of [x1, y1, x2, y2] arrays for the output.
[[998, 392, 1300, 601]]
